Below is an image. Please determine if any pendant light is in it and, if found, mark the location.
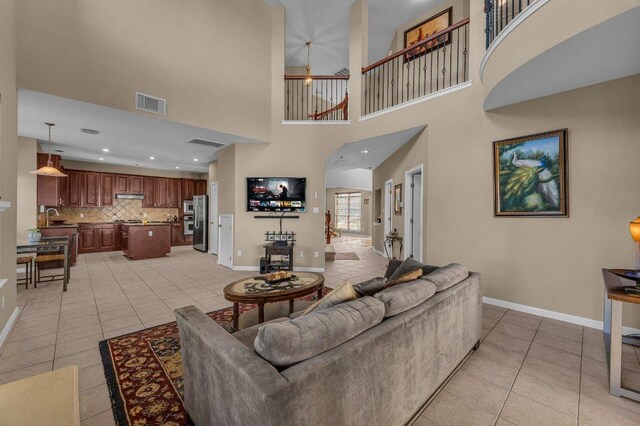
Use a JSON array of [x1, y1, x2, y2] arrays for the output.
[[304, 41, 313, 87], [30, 122, 67, 177]]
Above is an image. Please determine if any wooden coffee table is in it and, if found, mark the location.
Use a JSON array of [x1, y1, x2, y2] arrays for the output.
[[223, 272, 324, 331]]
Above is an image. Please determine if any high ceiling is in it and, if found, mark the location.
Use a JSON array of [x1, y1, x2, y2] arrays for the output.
[[18, 90, 264, 173], [266, 0, 447, 75]]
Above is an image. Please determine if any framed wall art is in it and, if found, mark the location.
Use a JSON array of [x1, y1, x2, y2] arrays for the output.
[[493, 129, 568, 217], [404, 7, 452, 62]]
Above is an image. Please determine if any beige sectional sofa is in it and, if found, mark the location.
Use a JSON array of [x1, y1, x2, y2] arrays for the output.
[[175, 270, 482, 426]]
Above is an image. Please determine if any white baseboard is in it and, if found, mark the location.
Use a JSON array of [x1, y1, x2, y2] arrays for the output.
[[483, 296, 640, 335], [233, 266, 259, 272], [0, 306, 20, 350], [372, 248, 386, 258]]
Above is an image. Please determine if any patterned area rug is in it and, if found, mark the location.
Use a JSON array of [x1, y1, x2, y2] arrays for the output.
[[100, 289, 332, 426]]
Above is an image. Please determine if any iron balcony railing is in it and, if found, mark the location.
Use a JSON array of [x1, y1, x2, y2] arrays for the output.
[[284, 75, 349, 121], [485, 0, 533, 47], [361, 18, 470, 116]]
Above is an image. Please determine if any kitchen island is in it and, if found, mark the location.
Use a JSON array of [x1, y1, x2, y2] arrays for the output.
[[121, 223, 171, 260]]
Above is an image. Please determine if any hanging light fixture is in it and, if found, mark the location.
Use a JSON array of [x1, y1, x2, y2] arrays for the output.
[[30, 122, 67, 177], [304, 41, 313, 87]]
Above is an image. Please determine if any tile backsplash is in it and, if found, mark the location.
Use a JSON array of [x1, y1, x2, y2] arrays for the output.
[[57, 199, 179, 223]]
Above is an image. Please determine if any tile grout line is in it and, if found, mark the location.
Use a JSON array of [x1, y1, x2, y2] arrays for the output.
[[492, 310, 544, 426], [576, 326, 585, 426]]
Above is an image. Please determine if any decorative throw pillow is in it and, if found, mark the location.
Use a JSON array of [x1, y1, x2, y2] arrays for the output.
[[422, 263, 469, 292], [420, 264, 440, 276], [384, 259, 403, 279], [352, 277, 387, 297], [384, 257, 424, 288], [302, 281, 357, 315]]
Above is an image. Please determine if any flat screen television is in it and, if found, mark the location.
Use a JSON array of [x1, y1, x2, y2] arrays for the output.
[[247, 177, 306, 212]]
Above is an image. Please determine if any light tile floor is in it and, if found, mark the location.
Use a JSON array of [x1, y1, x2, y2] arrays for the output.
[[1, 236, 639, 425]]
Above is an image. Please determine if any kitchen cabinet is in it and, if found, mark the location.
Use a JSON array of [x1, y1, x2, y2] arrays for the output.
[[78, 223, 117, 253], [143, 177, 156, 208], [83, 172, 101, 207], [168, 179, 181, 208], [36, 153, 65, 207], [116, 175, 144, 194], [122, 224, 171, 260], [155, 178, 169, 207], [170, 222, 184, 246], [194, 179, 207, 196], [66, 170, 82, 207], [181, 179, 194, 201], [40, 226, 78, 265], [115, 223, 124, 250], [100, 174, 115, 206]]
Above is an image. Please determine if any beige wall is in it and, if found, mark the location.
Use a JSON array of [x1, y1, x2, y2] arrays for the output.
[[0, 0, 18, 336], [326, 187, 373, 236], [61, 159, 205, 179], [367, 0, 640, 327], [17, 0, 272, 142], [17, 137, 37, 241]]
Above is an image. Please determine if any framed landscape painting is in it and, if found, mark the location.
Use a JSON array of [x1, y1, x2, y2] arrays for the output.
[[493, 129, 568, 217], [404, 7, 452, 62]]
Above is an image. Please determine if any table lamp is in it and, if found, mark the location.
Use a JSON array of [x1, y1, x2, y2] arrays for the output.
[[630, 217, 640, 270]]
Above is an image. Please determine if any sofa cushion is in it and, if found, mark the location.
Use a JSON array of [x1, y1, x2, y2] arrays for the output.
[[254, 297, 385, 367], [374, 279, 437, 318], [302, 281, 357, 315], [233, 317, 289, 350], [352, 277, 387, 297], [423, 263, 469, 292], [385, 257, 423, 288]]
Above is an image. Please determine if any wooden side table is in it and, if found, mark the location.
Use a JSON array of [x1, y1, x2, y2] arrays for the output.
[[602, 269, 640, 402]]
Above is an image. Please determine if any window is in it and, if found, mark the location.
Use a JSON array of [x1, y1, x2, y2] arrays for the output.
[[335, 192, 361, 231]]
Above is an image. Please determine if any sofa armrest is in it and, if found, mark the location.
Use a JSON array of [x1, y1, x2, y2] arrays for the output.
[[175, 306, 288, 425]]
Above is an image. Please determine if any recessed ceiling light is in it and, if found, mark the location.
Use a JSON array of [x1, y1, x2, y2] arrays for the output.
[[362, 150, 369, 154], [193, 159, 199, 162], [175, 166, 180, 169], [149, 156, 155, 160], [102, 148, 110, 152], [98, 157, 105, 161]]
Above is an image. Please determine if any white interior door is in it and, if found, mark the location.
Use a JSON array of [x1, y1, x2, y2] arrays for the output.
[[209, 182, 218, 255], [384, 180, 393, 239], [218, 214, 233, 269], [411, 172, 422, 261], [404, 165, 423, 262]]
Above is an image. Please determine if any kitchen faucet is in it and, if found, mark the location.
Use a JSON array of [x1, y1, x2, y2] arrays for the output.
[[45, 208, 60, 227]]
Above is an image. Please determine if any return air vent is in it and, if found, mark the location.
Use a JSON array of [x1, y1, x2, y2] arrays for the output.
[[187, 138, 226, 149], [135, 92, 166, 115], [81, 128, 100, 135], [334, 67, 349, 77]]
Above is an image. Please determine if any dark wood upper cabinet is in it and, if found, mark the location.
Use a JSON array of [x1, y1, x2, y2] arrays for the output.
[[66, 170, 83, 207], [182, 179, 194, 201], [36, 153, 64, 207], [155, 178, 169, 208], [83, 172, 101, 207], [130, 176, 143, 193], [168, 179, 181, 208], [194, 179, 207, 196], [143, 177, 156, 208], [115, 175, 128, 193], [100, 174, 115, 206]]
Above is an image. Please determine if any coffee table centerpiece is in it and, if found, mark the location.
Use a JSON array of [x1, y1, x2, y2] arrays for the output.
[[223, 271, 324, 331]]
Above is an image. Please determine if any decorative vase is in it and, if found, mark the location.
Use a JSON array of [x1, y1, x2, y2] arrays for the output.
[[28, 230, 41, 243]]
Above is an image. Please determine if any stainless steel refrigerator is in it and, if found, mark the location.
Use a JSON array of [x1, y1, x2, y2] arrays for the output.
[[193, 195, 208, 252]]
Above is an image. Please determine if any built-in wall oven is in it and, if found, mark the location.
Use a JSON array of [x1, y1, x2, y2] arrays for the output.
[[183, 200, 195, 216], [183, 217, 194, 236]]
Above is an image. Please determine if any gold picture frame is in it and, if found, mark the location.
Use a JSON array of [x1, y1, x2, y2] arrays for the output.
[[394, 184, 402, 214]]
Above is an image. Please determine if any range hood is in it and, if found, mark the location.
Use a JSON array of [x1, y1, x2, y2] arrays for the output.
[[115, 194, 144, 200]]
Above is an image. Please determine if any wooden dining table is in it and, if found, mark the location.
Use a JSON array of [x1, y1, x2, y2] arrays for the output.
[[17, 236, 70, 291]]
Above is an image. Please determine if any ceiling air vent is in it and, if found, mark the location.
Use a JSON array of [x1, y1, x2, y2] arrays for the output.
[[334, 67, 350, 77], [135, 92, 167, 115], [187, 138, 226, 149], [81, 128, 100, 135]]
